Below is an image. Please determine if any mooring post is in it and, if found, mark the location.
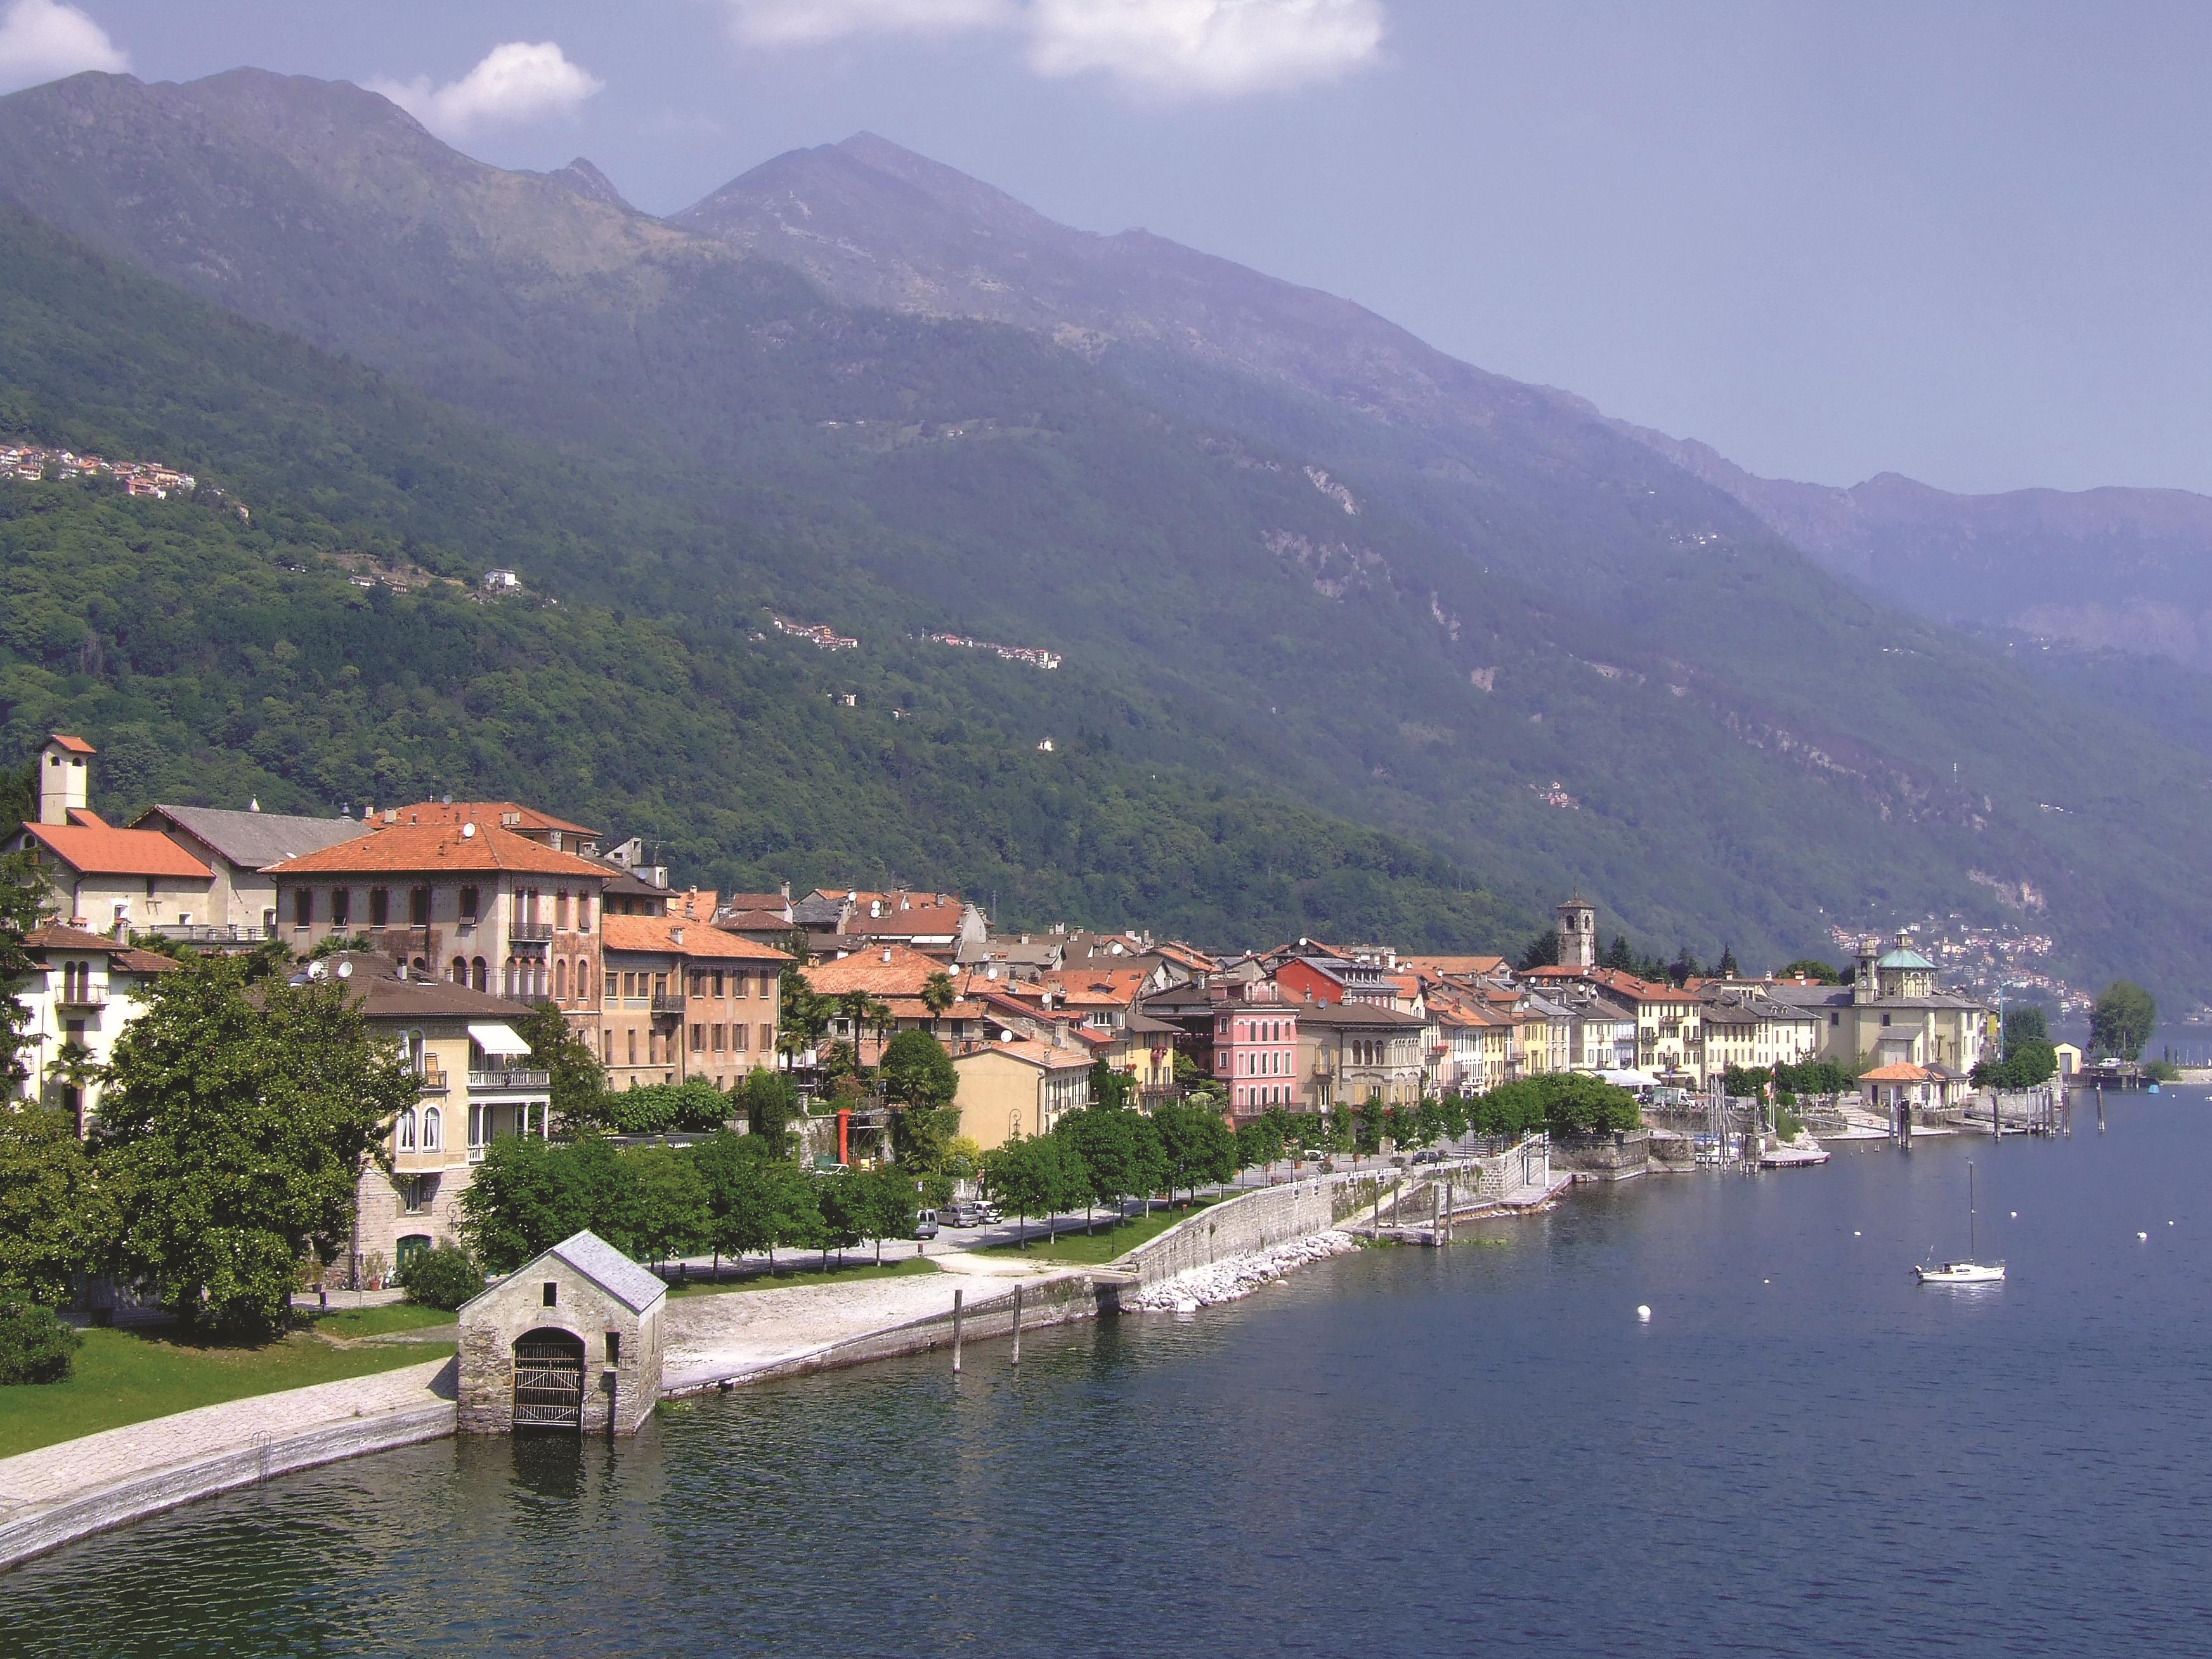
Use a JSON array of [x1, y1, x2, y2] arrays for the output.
[[1011, 1283, 1023, 1367], [952, 1288, 964, 1374], [1430, 1183, 1441, 1244], [2097, 1085, 2105, 1133]]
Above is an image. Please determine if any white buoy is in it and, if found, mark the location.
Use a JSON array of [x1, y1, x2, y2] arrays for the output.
[[2138, 1231, 2149, 1241], [2010, 1211, 2017, 1219], [1637, 1304, 1651, 1322], [1762, 1278, 1771, 1285], [1852, 1230, 1861, 1237]]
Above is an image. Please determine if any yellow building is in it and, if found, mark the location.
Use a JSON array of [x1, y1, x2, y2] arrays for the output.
[[951, 1036, 1095, 1150]]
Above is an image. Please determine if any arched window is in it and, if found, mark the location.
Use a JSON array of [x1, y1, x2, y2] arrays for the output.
[[411, 957, 428, 977], [554, 958, 568, 1000], [421, 1107, 441, 1150], [397, 1109, 416, 1150], [533, 960, 547, 998], [449, 956, 465, 985], [472, 958, 488, 992]]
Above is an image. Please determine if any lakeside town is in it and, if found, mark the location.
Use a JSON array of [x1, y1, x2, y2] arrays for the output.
[[4, 729, 2109, 1301]]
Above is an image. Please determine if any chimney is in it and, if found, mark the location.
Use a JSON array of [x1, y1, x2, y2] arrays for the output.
[[37, 736, 92, 826], [882, 947, 892, 964]]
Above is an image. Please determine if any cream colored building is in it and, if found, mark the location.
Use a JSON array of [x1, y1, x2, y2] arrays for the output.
[[599, 913, 788, 1091], [952, 1036, 1095, 1150], [323, 953, 550, 1288], [1764, 934, 1988, 1076], [128, 802, 370, 943], [6, 736, 216, 936], [11, 923, 179, 1131]]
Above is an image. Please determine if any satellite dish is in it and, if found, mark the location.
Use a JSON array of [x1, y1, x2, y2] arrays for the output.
[[336, 960, 353, 979], [462, 822, 477, 838], [308, 961, 328, 980]]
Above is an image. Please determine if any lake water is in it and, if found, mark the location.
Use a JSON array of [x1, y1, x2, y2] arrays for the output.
[[13, 1088, 2211, 1656]]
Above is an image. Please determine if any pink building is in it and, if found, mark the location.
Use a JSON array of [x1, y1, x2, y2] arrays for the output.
[[1212, 984, 1299, 1122]]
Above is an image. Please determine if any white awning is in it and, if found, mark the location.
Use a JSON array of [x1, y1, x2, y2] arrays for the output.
[[1601, 1069, 1662, 1089], [467, 1022, 531, 1057]]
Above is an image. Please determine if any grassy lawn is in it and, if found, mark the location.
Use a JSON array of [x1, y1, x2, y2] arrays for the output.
[[0, 1329, 457, 1461], [977, 1196, 1228, 1265], [304, 1303, 457, 1339], [666, 1256, 940, 1298]]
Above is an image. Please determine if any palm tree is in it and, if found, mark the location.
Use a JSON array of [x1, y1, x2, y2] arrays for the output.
[[921, 970, 956, 1036]]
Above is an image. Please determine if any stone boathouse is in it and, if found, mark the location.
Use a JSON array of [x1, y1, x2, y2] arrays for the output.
[[458, 1231, 665, 1435]]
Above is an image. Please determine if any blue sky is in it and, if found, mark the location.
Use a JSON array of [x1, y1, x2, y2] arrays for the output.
[[4, 1, 2209, 498]]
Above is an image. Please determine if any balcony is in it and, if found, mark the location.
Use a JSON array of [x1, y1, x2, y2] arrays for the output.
[[392, 1147, 456, 1174], [145, 922, 270, 946], [509, 920, 554, 943], [469, 1068, 551, 1091], [650, 992, 686, 1015], [413, 1071, 451, 1096], [55, 992, 107, 1012]]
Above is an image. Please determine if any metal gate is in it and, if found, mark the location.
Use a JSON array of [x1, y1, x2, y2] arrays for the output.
[[513, 1330, 585, 1429]]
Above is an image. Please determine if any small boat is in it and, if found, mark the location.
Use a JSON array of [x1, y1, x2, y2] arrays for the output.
[[1916, 1160, 2005, 1285]]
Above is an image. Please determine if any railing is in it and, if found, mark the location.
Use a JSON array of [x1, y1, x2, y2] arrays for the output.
[[469, 1069, 550, 1090], [509, 920, 554, 942], [414, 1072, 451, 1095], [650, 992, 685, 1015], [145, 922, 270, 944], [55, 994, 107, 1011]]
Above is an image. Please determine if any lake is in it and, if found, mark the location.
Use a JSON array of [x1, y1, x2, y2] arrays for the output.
[[12, 1086, 2210, 1656]]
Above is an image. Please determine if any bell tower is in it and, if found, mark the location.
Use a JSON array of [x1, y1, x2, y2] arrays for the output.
[[1556, 895, 1597, 971], [39, 734, 93, 826]]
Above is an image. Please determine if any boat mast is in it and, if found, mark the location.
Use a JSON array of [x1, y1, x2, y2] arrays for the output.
[[1968, 1161, 1976, 1259]]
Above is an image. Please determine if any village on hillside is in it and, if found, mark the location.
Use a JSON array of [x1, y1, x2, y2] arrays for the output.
[[1, 732, 2041, 1294]]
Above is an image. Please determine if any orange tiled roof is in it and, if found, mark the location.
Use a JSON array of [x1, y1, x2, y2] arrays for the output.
[[1860, 1062, 1931, 1083], [265, 821, 609, 878], [803, 942, 954, 996], [48, 734, 96, 754], [1404, 954, 1507, 978], [955, 1038, 1095, 1072], [600, 914, 790, 961], [1041, 966, 1151, 1005], [384, 800, 601, 838], [18, 816, 212, 879]]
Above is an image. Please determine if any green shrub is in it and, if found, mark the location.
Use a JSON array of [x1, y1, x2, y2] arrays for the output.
[[395, 1244, 482, 1311], [0, 1298, 83, 1385]]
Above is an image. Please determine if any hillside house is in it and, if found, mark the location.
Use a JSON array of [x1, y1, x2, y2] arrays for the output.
[[6, 736, 216, 936]]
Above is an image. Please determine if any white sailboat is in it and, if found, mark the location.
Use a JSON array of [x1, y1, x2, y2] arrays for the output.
[[1916, 1160, 2006, 1284]]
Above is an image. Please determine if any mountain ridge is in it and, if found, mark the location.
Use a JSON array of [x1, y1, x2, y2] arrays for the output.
[[1, 69, 2207, 1001]]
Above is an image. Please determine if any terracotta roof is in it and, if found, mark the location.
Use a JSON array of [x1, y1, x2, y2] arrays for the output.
[[266, 821, 609, 878], [1040, 967, 1151, 1005], [852, 905, 968, 938], [48, 734, 96, 754], [1860, 1062, 1931, 1083], [18, 817, 212, 879], [954, 1038, 1095, 1072], [384, 800, 600, 838], [724, 892, 791, 914], [1403, 954, 1507, 978], [599, 914, 790, 961], [24, 923, 179, 976], [803, 942, 953, 996]]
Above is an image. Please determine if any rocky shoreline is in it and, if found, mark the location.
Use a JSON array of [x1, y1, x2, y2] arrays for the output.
[[1126, 1230, 1362, 1313]]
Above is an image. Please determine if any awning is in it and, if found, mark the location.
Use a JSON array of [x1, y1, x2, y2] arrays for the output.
[[1600, 1069, 1662, 1089], [467, 1022, 531, 1057]]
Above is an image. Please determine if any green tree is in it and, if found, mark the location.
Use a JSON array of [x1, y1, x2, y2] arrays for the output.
[[882, 1029, 958, 1110], [816, 1168, 869, 1268], [738, 1067, 800, 1153], [394, 1242, 481, 1310], [2002, 1005, 2050, 1047], [0, 1297, 81, 1384], [517, 1001, 606, 1131], [626, 1144, 710, 1266], [861, 1163, 918, 1264], [458, 1134, 579, 1272], [1057, 1104, 1137, 1226], [0, 852, 46, 1093], [1780, 960, 1842, 985], [1518, 928, 1560, 972], [0, 1099, 113, 1307], [1716, 944, 1740, 978], [1088, 1057, 1135, 1112], [756, 1157, 822, 1270], [982, 1134, 1091, 1246], [777, 968, 835, 1068], [2090, 980, 2156, 1060], [920, 970, 956, 1032], [96, 955, 412, 1336]]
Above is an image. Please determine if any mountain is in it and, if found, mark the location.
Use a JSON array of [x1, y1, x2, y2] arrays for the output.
[[1620, 422, 2212, 672], [1, 71, 2208, 1001], [0, 198, 1527, 949]]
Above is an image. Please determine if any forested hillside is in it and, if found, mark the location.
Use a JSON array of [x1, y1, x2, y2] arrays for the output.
[[0, 203, 1527, 951], [0, 70, 2208, 997]]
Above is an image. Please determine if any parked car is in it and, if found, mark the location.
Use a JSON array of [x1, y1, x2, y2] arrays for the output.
[[1412, 1149, 1445, 1165], [913, 1211, 940, 1240], [940, 1200, 987, 1228]]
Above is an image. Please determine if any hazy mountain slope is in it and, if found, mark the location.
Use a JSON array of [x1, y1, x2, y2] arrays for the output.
[[0, 199, 1533, 949], [1621, 421, 2212, 672], [3, 72, 2208, 998]]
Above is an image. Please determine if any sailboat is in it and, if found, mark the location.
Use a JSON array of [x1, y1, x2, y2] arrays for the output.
[[1915, 1161, 2006, 1284]]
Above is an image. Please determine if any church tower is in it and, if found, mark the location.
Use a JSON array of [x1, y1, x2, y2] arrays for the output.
[[1556, 895, 1597, 971]]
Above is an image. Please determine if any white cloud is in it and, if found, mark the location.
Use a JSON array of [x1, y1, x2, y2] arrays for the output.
[[724, 0, 1382, 97], [0, 0, 127, 94], [370, 41, 603, 137], [1027, 0, 1384, 96], [728, 0, 1014, 48]]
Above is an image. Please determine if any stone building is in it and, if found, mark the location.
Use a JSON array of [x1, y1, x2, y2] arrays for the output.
[[458, 1231, 665, 1435]]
